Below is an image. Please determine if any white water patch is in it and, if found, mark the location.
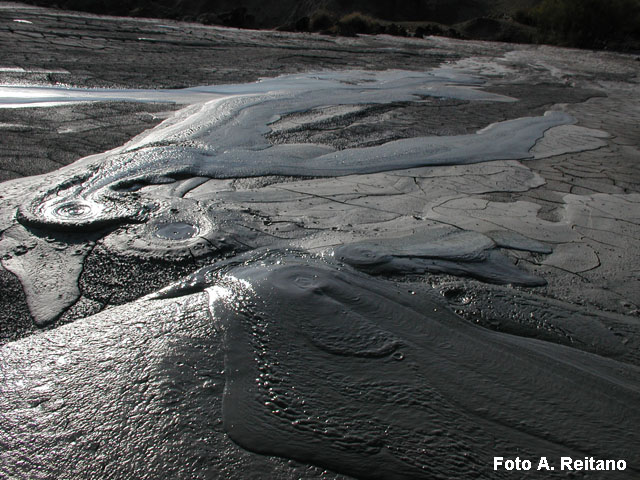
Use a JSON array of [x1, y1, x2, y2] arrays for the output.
[[0, 69, 514, 109], [0, 84, 212, 108], [0, 122, 31, 130], [0, 67, 69, 73]]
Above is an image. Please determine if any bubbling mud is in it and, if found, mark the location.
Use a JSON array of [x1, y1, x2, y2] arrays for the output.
[[154, 221, 199, 240], [50, 200, 96, 220], [38, 198, 103, 227], [96, 196, 258, 263]]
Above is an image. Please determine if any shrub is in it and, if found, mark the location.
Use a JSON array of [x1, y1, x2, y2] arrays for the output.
[[385, 23, 407, 37], [309, 9, 335, 32], [336, 12, 383, 36], [415, 24, 443, 38]]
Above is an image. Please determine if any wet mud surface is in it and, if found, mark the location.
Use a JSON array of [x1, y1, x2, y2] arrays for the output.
[[1, 3, 640, 479], [0, 101, 180, 181]]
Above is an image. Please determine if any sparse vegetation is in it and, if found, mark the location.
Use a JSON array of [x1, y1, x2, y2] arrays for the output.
[[414, 24, 451, 38], [385, 23, 408, 37], [17, 0, 640, 51], [336, 12, 384, 36], [292, 10, 406, 38], [309, 9, 335, 32]]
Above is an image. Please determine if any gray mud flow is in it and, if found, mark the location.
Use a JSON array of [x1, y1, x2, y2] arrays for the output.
[[160, 252, 640, 479], [5, 68, 574, 327]]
